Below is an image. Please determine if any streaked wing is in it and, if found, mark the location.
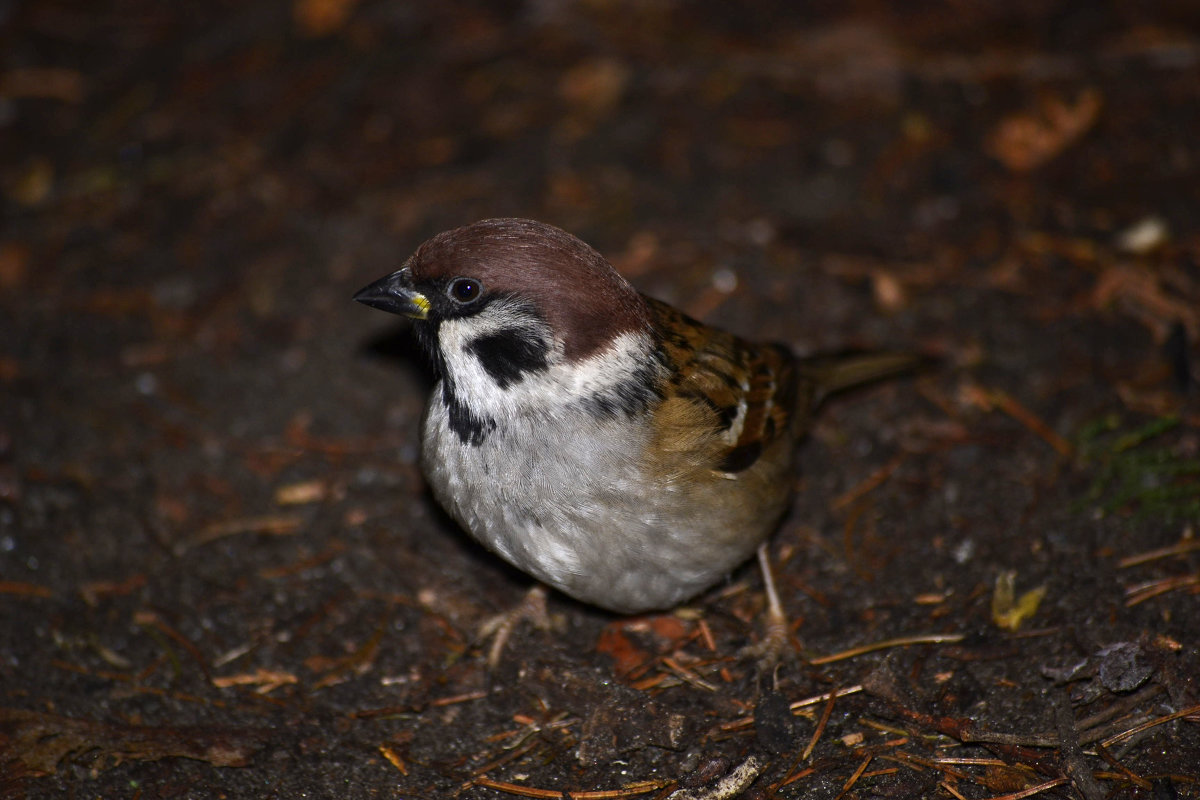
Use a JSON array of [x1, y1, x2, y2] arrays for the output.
[[643, 296, 804, 475]]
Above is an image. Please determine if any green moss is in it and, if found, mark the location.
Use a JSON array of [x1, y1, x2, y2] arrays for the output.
[[1075, 415, 1200, 521]]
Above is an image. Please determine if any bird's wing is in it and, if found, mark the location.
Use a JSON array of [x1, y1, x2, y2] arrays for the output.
[[643, 296, 804, 476]]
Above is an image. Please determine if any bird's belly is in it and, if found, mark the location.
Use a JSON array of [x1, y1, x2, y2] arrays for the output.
[[420, 405, 767, 613]]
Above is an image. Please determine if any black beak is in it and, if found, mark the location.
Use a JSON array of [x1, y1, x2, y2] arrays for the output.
[[352, 270, 431, 320]]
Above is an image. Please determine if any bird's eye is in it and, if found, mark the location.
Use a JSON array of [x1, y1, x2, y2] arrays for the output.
[[448, 277, 482, 304]]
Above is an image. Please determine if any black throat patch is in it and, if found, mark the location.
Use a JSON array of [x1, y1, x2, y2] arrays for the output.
[[418, 327, 498, 446], [465, 328, 551, 389], [441, 378, 496, 446]]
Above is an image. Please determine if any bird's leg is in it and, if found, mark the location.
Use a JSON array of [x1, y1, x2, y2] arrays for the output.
[[478, 585, 550, 667], [741, 543, 794, 670]]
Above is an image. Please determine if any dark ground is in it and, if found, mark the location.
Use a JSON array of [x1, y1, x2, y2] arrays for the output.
[[3, 1, 1200, 798]]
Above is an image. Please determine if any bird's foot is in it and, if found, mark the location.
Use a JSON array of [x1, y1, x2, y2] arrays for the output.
[[477, 585, 551, 668], [738, 544, 801, 676], [739, 599, 797, 675]]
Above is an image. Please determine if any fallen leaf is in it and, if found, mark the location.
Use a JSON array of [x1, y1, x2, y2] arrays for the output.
[[0, 68, 84, 102], [0, 242, 30, 290], [991, 570, 1046, 631], [987, 89, 1102, 172], [595, 625, 650, 677], [293, 0, 359, 37]]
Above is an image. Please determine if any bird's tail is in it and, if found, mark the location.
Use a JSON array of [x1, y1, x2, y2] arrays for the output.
[[799, 351, 925, 406]]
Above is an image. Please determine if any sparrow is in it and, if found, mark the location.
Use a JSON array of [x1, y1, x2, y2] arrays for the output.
[[354, 218, 916, 656]]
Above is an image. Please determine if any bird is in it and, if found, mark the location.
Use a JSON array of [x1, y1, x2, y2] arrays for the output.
[[354, 218, 917, 661]]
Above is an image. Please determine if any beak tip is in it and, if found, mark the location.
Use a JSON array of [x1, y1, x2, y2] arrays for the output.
[[352, 272, 430, 319], [351, 286, 380, 306]]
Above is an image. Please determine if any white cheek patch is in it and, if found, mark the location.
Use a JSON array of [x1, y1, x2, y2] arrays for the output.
[[438, 305, 553, 416], [437, 304, 656, 425], [554, 331, 651, 399]]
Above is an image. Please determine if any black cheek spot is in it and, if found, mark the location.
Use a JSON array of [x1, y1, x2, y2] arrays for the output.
[[466, 330, 550, 389], [718, 441, 763, 473]]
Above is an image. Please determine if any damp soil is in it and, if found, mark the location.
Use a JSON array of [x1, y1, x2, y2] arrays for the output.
[[2, 2, 1199, 798]]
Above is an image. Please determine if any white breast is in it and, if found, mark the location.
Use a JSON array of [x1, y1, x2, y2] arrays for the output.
[[419, 327, 734, 611]]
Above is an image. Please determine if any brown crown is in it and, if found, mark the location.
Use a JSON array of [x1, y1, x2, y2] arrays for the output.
[[407, 218, 651, 361]]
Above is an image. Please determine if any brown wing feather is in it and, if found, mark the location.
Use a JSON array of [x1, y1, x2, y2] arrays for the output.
[[643, 297, 804, 475]]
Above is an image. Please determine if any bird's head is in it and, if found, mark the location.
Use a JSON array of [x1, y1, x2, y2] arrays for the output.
[[355, 218, 658, 417]]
